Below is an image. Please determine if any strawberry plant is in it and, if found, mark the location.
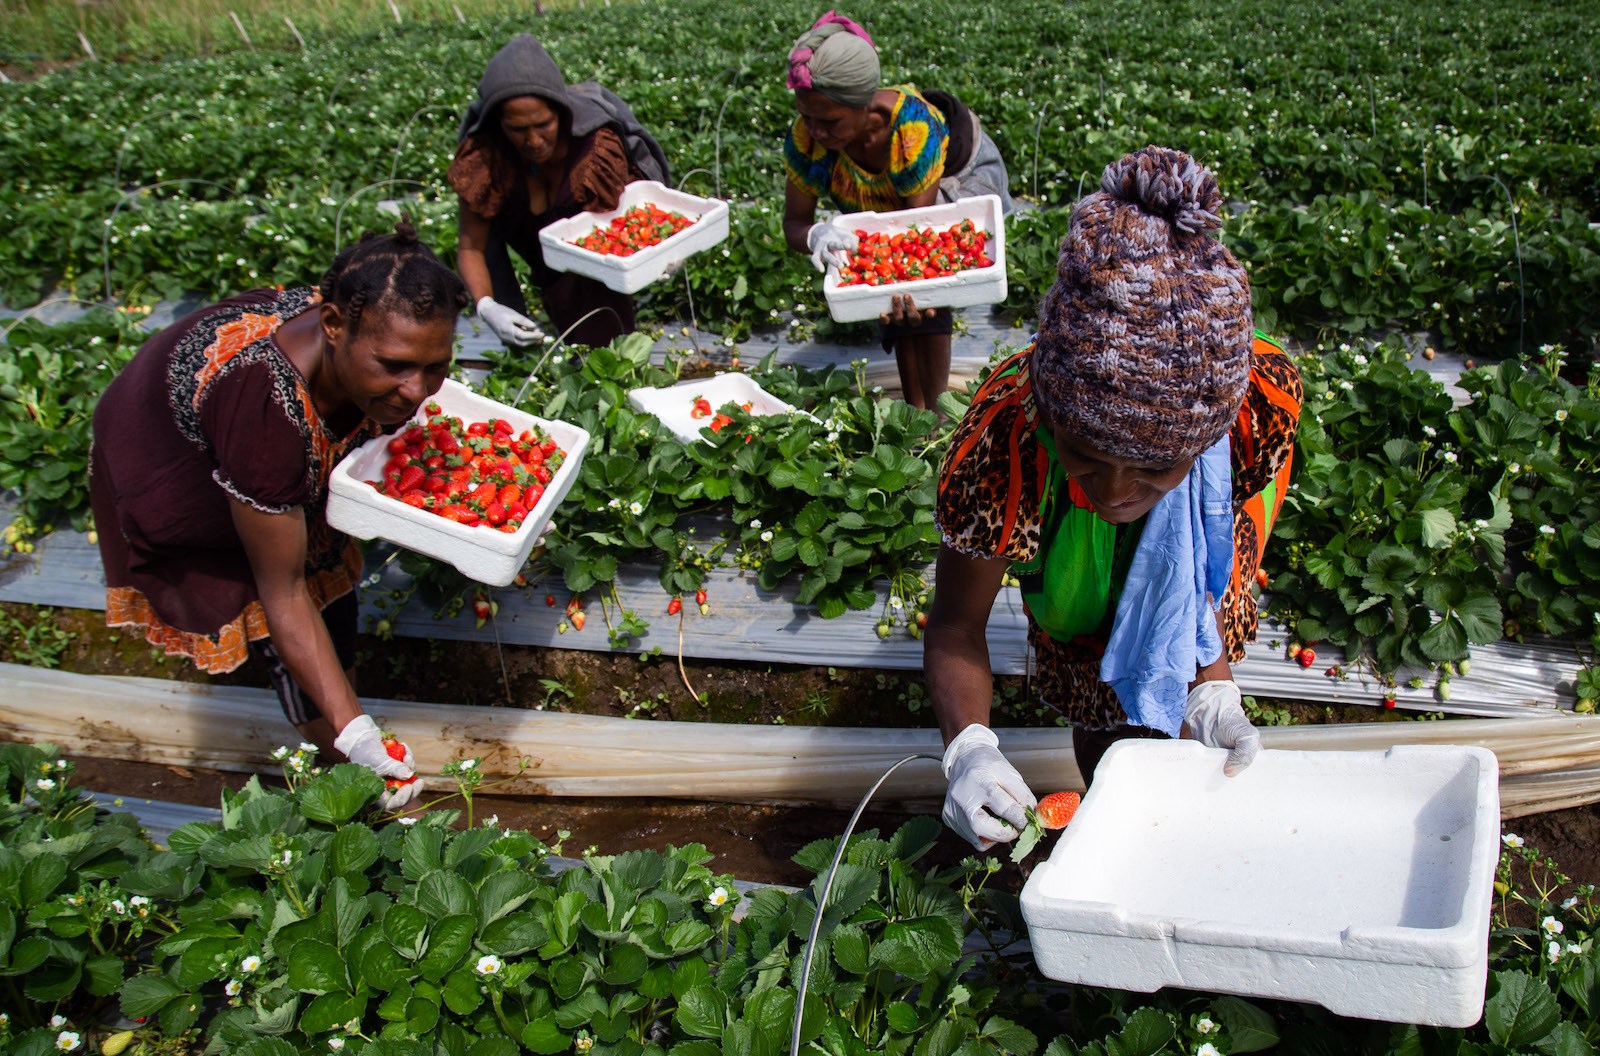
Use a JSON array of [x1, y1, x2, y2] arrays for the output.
[[0, 309, 145, 549]]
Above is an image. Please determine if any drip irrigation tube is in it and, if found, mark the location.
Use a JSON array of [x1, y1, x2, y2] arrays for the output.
[[792, 753, 943, 1056]]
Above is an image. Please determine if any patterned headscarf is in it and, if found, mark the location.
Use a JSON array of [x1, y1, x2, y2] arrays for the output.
[[1032, 145, 1253, 466], [786, 11, 879, 108]]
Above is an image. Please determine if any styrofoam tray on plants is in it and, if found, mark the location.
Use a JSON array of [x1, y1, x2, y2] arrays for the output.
[[1019, 740, 1500, 1027], [822, 194, 1007, 323], [326, 379, 590, 586], [539, 180, 730, 295], [626, 373, 804, 444]]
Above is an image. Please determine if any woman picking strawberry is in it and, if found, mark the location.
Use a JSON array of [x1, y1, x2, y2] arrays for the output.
[[88, 221, 468, 809], [451, 34, 668, 351], [926, 147, 1303, 851], [780, 11, 1013, 410]]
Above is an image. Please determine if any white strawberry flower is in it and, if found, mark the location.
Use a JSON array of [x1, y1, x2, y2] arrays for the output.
[[240, 955, 262, 972], [398, 816, 419, 825], [483, 814, 499, 828], [708, 886, 729, 907], [1502, 833, 1524, 848], [1555, 409, 1568, 422], [1423, 425, 1437, 437], [460, 759, 477, 771], [271, 746, 290, 760], [629, 501, 644, 516], [1542, 915, 1564, 936], [225, 979, 242, 996], [1442, 451, 1458, 463], [1549, 940, 1565, 964], [110, 899, 126, 915], [36, 778, 56, 791], [1562, 896, 1579, 910], [1540, 525, 1556, 536], [299, 742, 318, 752], [56, 1032, 81, 1052], [1197, 1044, 1221, 1056], [50, 1016, 68, 1029], [328, 1038, 346, 1051], [1196, 1018, 1217, 1035], [760, 530, 773, 543], [476, 954, 503, 976], [749, 519, 762, 530]]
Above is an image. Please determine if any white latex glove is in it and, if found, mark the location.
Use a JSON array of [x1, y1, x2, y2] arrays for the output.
[[334, 714, 422, 809], [805, 222, 858, 274], [940, 724, 1037, 851], [477, 296, 547, 347], [1183, 680, 1261, 776]]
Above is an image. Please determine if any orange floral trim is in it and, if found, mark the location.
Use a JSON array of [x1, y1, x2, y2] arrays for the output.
[[105, 543, 364, 675]]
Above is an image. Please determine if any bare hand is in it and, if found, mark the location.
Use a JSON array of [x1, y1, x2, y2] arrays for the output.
[[880, 292, 936, 328]]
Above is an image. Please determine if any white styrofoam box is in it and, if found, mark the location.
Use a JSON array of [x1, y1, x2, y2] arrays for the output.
[[326, 379, 590, 587], [626, 373, 805, 445], [1020, 740, 1500, 1027], [539, 181, 730, 295], [822, 194, 1007, 323]]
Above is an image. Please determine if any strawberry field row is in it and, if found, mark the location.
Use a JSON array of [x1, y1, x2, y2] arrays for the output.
[[4, 311, 1599, 699]]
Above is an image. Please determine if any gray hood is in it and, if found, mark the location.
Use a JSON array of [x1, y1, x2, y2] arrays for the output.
[[458, 34, 613, 142]]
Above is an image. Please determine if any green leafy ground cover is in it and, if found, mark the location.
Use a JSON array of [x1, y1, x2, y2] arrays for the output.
[[1, 0, 1597, 350], [4, 739, 1599, 1056]]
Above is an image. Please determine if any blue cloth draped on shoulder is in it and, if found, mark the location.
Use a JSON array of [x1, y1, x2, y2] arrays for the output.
[[1099, 435, 1235, 737]]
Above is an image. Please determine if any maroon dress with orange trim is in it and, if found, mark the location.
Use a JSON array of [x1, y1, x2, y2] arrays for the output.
[[935, 335, 1303, 727], [88, 287, 379, 674]]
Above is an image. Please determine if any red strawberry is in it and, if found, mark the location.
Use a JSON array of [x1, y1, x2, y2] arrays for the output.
[[470, 482, 499, 506], [473, 597, 491, 622], [382, 735, 408, 763], [545, 594, 556, 607], [533, 465, 552, 484], [1383, 696, 1397, 710], [667, 597, 682, 616], [1255, 568, 1270, 589], [1036, 791, 1081, 830], [695, 588, 708, 606], [485, 503, 508, 527], [1298, 648, 1316, 668], [499, 483, 523, 507], [570, 610, 587, 631], [398, 465, 425, 493]]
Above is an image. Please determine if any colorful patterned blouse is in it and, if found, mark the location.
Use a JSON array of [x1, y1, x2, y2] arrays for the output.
[[89, 287, 379, 673], [783, 87, 949, 212]]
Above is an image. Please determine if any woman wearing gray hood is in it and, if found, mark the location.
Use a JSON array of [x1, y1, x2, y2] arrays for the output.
[[449, 35, 668, 350]]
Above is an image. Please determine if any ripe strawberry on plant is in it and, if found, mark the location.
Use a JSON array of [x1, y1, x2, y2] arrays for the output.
[[695, 588, 708, 606], [667, 597, 682, 616], [571, 610, 587, 631], [1298, 648, 1316, 668]]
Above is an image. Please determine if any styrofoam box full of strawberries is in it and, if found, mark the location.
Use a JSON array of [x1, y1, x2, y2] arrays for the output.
[[326, 379, 590, 586], [822, 193, 1007, 323], [1020, 740, 1500, 1027], [539, 180, 731, 295]]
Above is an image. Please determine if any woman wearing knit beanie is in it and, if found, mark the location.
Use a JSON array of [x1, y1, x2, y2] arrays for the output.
[[780, 11, 1013, 410], [925, 146, 1303, 852]]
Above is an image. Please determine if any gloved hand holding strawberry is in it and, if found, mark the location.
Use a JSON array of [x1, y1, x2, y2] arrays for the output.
[[334, 714, 422, 810]]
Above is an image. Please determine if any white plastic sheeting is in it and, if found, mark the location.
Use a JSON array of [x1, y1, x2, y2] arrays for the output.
[[4, 663, 1596, 818], [0, 522, 1585, 718]]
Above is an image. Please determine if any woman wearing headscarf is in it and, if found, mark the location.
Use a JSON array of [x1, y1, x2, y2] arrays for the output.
[[450, 34, 669, 350], [781, 11, 1013, 410], [925, 146, 1303, 851]]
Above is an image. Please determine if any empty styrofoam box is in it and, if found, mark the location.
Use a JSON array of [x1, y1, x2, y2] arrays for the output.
[[327, 379, 590, 586], [539, 180, 730, 294], [1020, 740, 1499, 1027], [822, 194, 1007, 323], [626, 373, 805, 444]]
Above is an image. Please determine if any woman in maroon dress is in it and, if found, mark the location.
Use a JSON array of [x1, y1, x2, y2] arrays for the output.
[[89, 222, 469, 807]]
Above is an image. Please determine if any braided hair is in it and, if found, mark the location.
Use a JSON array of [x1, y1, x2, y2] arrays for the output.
[[318, 218, 470, 337]]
